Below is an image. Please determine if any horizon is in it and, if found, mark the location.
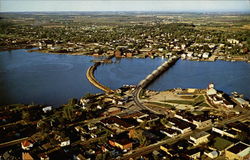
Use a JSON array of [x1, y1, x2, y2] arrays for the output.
[[0, 0, 249, 13]]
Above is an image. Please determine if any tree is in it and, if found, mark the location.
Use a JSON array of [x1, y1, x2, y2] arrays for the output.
[[62, 105, 76, 122], [22, 110, 30, 122]]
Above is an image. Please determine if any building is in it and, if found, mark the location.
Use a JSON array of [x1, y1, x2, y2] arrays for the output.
[[160, 144, 173, 157], [22, 152, 34, 160], [39, 154, 49, 160], [21, 140, 33, 150], [225, 142, 250, 160], [186, 148, 201, 159], [204, 150, 219, 159], [203, 52, 210, 59], [212, 127, 239, 138], [109, 132, 133, 150], [206, 84, 235, 108], [189, 131, 210, 146], [114, 50, 122, 57], [160, 128, 179, 138], [227, 39, 239, 44], [60, 137, 70, 147], [42, 106, 52, 113], [234, 98, 250, 108], [169, 118, 193, 134]]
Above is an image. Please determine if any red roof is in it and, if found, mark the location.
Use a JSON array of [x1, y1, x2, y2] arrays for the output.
[[21, 140, 32, 147]]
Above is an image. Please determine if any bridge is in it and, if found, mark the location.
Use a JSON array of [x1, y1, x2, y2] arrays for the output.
[[86, 62, 114, 93], [133, 56, 180, 114]]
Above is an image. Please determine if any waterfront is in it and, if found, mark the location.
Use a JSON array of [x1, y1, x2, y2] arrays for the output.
[[1, 49, 250, 106]]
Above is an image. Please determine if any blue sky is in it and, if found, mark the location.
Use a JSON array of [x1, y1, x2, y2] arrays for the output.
[[0, 0, 249, 12]]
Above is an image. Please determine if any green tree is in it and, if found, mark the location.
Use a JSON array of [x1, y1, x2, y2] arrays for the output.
[[62, 105, 76, 122], [22, 110, 30, 121]]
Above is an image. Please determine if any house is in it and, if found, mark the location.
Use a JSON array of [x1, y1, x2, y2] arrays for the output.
[[227, 39, 239, 44], [206, 87, 217, 96], [160, 128, 179, 137], [169, 118, 193, 134], [189, 131, 210, 146], [2, 150, 16, 160], [103, 107, 121, 116], [181, 54, 186, 59], [22, 152, 34, 160], [87, 123, 97, 131], [187, 52, 193, 58], [75, 154, 86, 160], [212, 127, 239, 138], [136, 113, 159, 123], [207, 84, 235, 108], [126, 52, 133, 57], [60, 137, 70, 147], [234, 98, 250, 108], [109, 132, 133, 150], [42, 106, 52, 113], [225, 142, 250, 160], [160, 144, 173, 156], [115, 50, 122, 57], [192, 116, 212, 128], [101, 116, 135, 130], [204, 150, 219, 159], [39, 153, 49, 160], [186, 148, 201, 159], [203, 52, 210, 59], [21, 140, 33, 150]]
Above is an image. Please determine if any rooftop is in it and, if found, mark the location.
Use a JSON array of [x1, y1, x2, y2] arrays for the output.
[[227, 142, 250, 155], [191, 131, 210, 139]]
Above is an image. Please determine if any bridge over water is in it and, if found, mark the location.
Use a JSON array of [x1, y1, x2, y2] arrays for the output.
[[86, 62, 114, 93], [133, 56, 180, 114]]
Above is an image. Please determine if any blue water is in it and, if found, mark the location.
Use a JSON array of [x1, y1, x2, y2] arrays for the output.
[[1, 49, 250, 106], [0, 49, 99, 106]]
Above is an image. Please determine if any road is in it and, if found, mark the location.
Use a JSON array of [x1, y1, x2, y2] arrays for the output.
[[133, 86, 160, 114], [86, 65, 114, 93]]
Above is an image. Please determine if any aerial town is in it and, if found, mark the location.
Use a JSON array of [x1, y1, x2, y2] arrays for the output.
[[0, 13, 250, 62], [0, 12, 250, 160]]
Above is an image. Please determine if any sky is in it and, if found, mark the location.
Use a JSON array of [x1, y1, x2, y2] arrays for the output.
[[0, 0, 249, 12]]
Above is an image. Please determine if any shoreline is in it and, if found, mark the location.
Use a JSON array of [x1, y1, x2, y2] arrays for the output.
[[28, 48, 250, 63], [1, 46, 249, 63]]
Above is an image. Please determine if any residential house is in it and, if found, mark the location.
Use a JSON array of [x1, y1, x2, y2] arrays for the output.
[[169, 117, 194, 134], [192, 116, 212, 128], [109, 132, 133, 150], [186, 148, 201, 160], [42, 106, 52, 113], [160, 128, 179, 138], [233, 98, 250, 108], [60, 137, 70, 147], [22, 152, 34, 160], [212, 127, 239, 138], [189, 131, 210, 146], [203, 52, 210, 59], [39, 153, 49, 160], [227, 39, 239, 44], [21, 140, 33, 150], [225, 142, 250, 160], [204, 150, 219, 159]]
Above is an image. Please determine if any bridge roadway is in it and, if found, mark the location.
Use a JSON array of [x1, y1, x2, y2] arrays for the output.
[[86, 63, 114, 93], [133, 56, 180, 114]]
